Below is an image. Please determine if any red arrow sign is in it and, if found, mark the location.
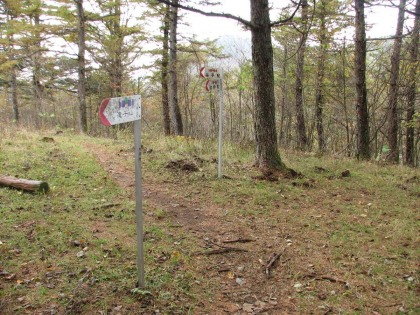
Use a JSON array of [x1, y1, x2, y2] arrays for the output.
[[99, 98, 111, 126], [99, 95, 141, 126], [200, 66, 223, 79], [205, 79, 221, 91], [200, 66, 206, 78]]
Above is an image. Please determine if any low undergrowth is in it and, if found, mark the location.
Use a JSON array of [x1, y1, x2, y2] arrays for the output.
[[1, 128, 418, 314]]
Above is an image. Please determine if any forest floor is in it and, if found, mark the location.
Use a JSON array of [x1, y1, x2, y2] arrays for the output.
[[0, 129, 419, 314]]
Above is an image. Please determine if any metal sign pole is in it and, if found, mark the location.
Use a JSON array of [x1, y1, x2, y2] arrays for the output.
[[134, 119, 145, 287], [218, 78, 223, 179]]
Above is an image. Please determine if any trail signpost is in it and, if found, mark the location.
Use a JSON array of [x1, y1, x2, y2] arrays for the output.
[[99, 95, 141, 126], [99, 95, 144, 288], [200, 66, 224, 178]]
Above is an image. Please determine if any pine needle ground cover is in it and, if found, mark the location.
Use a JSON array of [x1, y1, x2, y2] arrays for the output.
[[1, 129, 418, 314]]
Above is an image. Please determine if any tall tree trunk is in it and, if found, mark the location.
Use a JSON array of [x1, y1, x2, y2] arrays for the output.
[[168, 0, 183, 135], [341, 38, 351, 157], [405, 0, 420, 166], [32, 10, 43, 129], [279, 46, 288, 146], [251, 0, 285, 170], [295, 0, 309, 151], [11, 65, 19, 124], [387, 0, 406, 163], [161, 4, 171, 135], [315, 0, 327, 153], [354, 0, 370, 159], [76, 0, 87, 133], [6, 15, 19, 124], [110, 0, 123, 97]]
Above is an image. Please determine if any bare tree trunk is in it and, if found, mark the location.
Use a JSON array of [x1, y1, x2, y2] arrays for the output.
[[168, 0, 183, 135], [279, 46, 288, 146], [354, 0, 370, 159], [315, 0, 327, 153], [10, 66, 19, 124], [387, 0, 406, 163], [251, 0, 285, 170], [161, 4, 171, 135], [6, 13, 19, 124], [406, 0, 420, 166], [30, 11, 43, 129], [295, 0, 309, 151], [110, 0, 123, 97], [341, 38, 351, 157], [76, 0, 87, 134]]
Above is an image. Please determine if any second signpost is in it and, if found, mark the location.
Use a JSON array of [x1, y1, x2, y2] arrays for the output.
[[200, 66, 224, 179]]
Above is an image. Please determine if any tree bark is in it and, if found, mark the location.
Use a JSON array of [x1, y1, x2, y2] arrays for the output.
[[0, 175, 49, 193], [7, 25, 20, 125], [295, 0, 309, 151], [315, 0, 327, 153], [405, 0, 420, 166], [168, 0, 183, 135], [10, 66, 19, 124], [279, 46, 288, 146], [6, 13, 19, 124], [354, 0, 370, 159], [341, 38, 351, 157], [251, 0, 285, 170], [32, 10, 43, 129], [75, 0, 88, 134], [109, 0, 123, 97], [155, 0, 297, 171], [161, 4, 171, 135], [387, 0, 406, 163]]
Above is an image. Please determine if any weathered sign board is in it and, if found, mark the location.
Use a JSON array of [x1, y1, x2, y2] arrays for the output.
[[199, 66, 224, 178], [99, 95, 141, 126], [99, 95, 144, 288]]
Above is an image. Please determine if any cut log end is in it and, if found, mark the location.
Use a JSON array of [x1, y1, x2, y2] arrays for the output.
[[0, 175, 49, 194]]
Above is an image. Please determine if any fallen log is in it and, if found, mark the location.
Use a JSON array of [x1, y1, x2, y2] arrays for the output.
[[0, 175, 49, 193]]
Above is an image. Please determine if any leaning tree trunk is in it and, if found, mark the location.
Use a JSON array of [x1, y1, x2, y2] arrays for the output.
[[295, 0, 309, 151], [161, 4, 171, 135], [387, 0, 406, 163], [406, 0, 420, 166], [76, 0, 87, 134], [251, 0, 285, 170], [354, 0, 370, 160], [168, 0, 183, 135]]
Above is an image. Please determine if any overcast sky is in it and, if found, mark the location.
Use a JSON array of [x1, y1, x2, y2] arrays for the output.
[[178, 0, 405, 40]]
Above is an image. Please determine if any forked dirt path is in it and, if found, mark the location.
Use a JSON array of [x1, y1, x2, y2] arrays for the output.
[[84, 142, 298, 314]]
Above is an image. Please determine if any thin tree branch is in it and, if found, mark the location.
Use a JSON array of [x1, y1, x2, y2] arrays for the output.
[[270, 0, 303, 27], [367, 34, 410, 41], [154, 0, 254, 28]]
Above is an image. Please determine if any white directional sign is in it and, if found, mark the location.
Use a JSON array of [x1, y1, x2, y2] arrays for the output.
[[200, 66, 223, 79], [199, 66, 224, 179], [99, 95, 141, 126], [206, 79, 221, 91], [98, 93, 145, 288]]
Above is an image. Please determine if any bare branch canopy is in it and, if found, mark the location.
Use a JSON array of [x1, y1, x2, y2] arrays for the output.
[[153, 0, 302, 29]]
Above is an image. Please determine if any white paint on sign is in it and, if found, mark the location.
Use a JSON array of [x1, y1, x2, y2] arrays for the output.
[[200, 67, 223, 79], [206, 79, 221, 91], [99, 95, 141, 126]]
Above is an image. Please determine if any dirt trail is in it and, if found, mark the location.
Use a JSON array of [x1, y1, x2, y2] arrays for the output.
[[84, 143, 297, 314], [85, 143, 232, 235]]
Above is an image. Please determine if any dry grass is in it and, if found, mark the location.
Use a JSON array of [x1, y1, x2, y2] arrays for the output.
[[1, 130, 419, 314]]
